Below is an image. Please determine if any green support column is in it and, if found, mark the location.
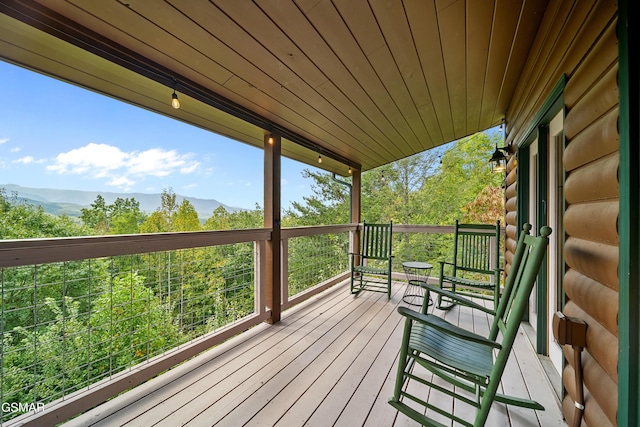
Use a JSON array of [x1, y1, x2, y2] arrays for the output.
[[618, 0, 640, 424]]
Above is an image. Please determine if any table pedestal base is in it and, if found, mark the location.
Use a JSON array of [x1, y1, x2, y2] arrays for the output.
[[402, 261, 433, 308]]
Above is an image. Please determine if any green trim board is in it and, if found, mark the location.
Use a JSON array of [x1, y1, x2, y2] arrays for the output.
[[517, 76, 566, 149], [618, 0, 640, 424], [514, 76, 565, 355], [535, 125, 549, 355]]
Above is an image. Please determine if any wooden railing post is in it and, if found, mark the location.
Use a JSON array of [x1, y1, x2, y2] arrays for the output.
[[264, 131, 281, 324], [255, 240, 266, 316], [281, 237, 289, 305]]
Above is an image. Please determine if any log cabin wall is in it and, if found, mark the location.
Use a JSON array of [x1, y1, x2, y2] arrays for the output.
[[504, 1, 618, 426]]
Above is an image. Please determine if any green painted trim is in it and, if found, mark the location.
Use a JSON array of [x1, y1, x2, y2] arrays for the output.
[[517, 76, 566, 149], [618, 0, 640, 424], [513, 77, 564, 353], [516, 145, 529, 321], [536, 125, 549, 355]]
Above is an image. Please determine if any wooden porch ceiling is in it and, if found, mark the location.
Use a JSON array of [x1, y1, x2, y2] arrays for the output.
[[0, 0, 548, 175]]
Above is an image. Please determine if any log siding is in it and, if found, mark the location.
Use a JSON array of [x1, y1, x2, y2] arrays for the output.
[[505, 1, 619, 425]]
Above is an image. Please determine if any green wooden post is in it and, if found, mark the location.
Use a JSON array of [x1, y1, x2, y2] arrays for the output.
[[618, 0, 640, 424]]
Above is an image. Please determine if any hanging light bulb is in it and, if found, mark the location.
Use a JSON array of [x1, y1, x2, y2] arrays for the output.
[[348, 166, 352, 174], [171, 89, 180, 109], [268, 135, 274, 145], [318, 154, 322, 164]]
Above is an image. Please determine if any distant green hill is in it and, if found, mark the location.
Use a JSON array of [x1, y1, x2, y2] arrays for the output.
[[1, 184, 242, 220]]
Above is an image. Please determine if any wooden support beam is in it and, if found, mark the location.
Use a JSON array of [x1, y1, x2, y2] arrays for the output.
[[350, 168, 362, 264], [264, 132, 281, 324]]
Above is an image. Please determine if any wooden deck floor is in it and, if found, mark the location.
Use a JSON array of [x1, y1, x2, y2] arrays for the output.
[[63, 281, 566, 427]]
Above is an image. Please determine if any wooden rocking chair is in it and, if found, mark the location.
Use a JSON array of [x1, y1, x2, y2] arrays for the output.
[[388, 224, 551, 427], [437, 220, 502, 312], [350, 221, 393, 298]]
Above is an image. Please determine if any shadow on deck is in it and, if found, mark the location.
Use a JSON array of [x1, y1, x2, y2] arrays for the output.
[[63, 281, 566, 427]]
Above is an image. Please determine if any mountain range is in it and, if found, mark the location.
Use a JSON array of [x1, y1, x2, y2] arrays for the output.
[[1, 184, 241, 220]]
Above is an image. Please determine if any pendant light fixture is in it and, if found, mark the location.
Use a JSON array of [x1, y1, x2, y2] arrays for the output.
[[171, 78, 180, 109], [489, 119, 510, 173]]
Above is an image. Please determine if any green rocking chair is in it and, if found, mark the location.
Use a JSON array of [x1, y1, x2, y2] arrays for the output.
[[437, 220, 502, 313], [389, 224, 551, 427], [350, 221, 393, 298]]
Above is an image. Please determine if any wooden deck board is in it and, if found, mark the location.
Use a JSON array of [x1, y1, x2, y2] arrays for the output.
[[275, 287, 405, 427], [62, 280, 565, 427]]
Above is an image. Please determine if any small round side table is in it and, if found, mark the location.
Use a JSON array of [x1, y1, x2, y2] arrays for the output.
[[402, 261, 433, 307]]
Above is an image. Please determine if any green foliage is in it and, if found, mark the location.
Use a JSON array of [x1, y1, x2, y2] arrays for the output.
[[80, 195, 146, 235], [284, 170, 350, 226], [139, 211, 168, 233], [89, 273, 179, 372], [0, 189, 89, 239], [205, 205, 264, 230], [173, 199, 201, 231], [284, 131, 503, 228], [416, 132, 503, 225], [2, 297, 91, 406], [139, 188, 202, 232], [287, 233, 349, 296]]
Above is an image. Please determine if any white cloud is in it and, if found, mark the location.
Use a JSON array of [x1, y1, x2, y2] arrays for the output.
[[281, 179, 289, 185], [180, 163, 199, 174], [13, 156, 35, 164], [127, 148, 198, 177], [47, 143, 127, 174], [12, 156, 46, 165], [0, 138, 8, 144], [10, 147, 21, 153], [183, 183, 197, 190], [107, 176, 135, 187], [47, 143, 200, 188]]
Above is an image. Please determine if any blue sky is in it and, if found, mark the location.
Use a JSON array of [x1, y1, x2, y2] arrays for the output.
[[0, 60, 322, 211]]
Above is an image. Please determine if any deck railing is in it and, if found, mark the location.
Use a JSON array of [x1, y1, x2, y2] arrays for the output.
[[0, 223, 501, 425]]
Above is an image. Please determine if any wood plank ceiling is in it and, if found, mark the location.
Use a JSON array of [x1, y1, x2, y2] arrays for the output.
[[0, 0, 548, 175]]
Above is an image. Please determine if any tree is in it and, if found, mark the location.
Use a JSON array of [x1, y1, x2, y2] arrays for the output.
[[173, 199, 201, 231], [160, 187, 178, 227], [138, 188, 181, 232], [80, 195, 145, 235], [461, 185, 505, 224], [416, 132, 503, 225], [80, 194, 109, 233], [109, 197, 146, 234], [2, 297, 91, 411], [284, 170, 350, 226], [89, 273, 180, 372], [0, 189, 89, 239], [204, 205, 263, 230]]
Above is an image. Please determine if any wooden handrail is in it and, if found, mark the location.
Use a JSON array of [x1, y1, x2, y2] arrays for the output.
[[0, 228, 272, 267]]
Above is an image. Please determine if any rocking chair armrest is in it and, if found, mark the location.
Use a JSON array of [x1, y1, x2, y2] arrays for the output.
[[397, 306, 501, 349], [438, 261, 454, 275], [417, 282, 494, 315]]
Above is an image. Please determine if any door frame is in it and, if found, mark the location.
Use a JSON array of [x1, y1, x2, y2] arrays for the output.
[[515, 76, 565, 355]]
